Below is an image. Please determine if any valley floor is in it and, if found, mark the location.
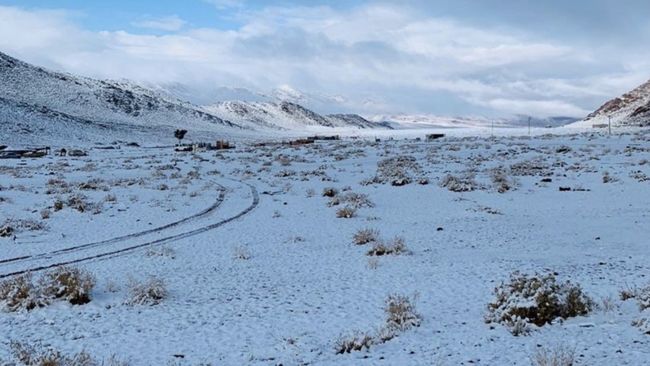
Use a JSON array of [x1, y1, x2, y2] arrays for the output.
[[1, 128, 649, 365]]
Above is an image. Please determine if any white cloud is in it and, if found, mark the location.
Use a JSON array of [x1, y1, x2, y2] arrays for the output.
[[132, 15, 186, 32], [0, 3, 645, 117], [203, 0, 245, 10]]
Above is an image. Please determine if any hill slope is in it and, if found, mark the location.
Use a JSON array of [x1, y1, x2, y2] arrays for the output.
[[202, 101, 388, 131], [579, 79, 650, 127]]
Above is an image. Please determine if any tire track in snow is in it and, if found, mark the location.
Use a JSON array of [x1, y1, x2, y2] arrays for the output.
[[0, 182, 226, 266], [0, 181, 259, 278]]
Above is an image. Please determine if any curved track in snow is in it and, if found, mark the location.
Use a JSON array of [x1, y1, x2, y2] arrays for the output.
[[0, 181, 259, 279]]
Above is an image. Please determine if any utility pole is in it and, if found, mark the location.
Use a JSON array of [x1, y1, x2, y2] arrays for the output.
[[608, 115, 612, 135], [528, 116, 531, 136]]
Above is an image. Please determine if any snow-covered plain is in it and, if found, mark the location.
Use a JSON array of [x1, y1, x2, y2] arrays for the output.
[[1, 127, 649, 365]]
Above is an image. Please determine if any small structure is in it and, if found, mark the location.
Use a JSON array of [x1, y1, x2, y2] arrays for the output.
[[68, 149, 87, 157], [311, 135, 340, 141], [287, 138, 315, 146], [426, 133, 445, 141], [0, 147, 50, 159], [592, 124, 608, 129]]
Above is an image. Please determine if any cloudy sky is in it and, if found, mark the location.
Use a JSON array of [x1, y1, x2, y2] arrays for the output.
[[1, 0, 649, 117]]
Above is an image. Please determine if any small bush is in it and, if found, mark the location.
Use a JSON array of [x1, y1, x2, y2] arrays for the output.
[[9, 341, 129, 366], [334, 331, 373, 354], [353, 228, 380, 245], [125, 277, 168, 306], [329, 192, 374, 209], [67, 193, 89, 213], [53, 199, 64, 211], [322, 187, 338, 197], [491, 168, 515, 193], [486, 272, 594, 333], [336, 206, 357, 219], [440, 174, 478, 192], [40, 266, 96, 305], [367, 155, 424, 186], [0, 224, 13, 237], [40, 209, 51, 220], [0, 274, 45, 312], [531, 345, 576, 366], [233, 245, 252, 260], [384, 294, 422, 332], [367, 237, 408, 256], [636, 285, 650, 311]]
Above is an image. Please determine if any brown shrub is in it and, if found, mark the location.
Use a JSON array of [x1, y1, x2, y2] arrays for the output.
[[40, 266, 96, 305], [486, 272, 594, 333], [353, 228, 380, 245], [124, 277, 167, 306], [336, 206, 357, 219], [367, 237, 408, 256]]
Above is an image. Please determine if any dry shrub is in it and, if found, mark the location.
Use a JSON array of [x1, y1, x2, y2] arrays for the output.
[[0, 274, 45, 312], [334, 293, 421, 354], [233, 246, 252, 260], [53, 199, 64, 212], [9, 341, 129, 366], [40, 266, 96, 305], [40, 209, 51, 220], [125, 277, 167, 306], [490, 168, 515, 193], [353, 228, 379, 245], [486, 272, 593, 334], [620, 286, 638, 301], [336, 206, 357, 219], [365, 155, 424, 186], [385, 294, 422, 332], [322, 187, 338, 197], [440, 174, 478, 192], [531, 345, 576, 366], [602, 171, 619, 183], [334, 331, 373, 354], [329, 192, 374, 209], [0, 224, 13, 237], [636, 285, 650, 311], [66, 194, 88, 212], [367, 237, 408, 256]]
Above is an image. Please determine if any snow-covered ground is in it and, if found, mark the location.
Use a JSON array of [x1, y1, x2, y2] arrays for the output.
[[1, 127, 649, 365]]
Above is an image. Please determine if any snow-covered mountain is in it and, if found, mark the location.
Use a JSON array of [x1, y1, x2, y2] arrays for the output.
[[0, 51, 249, 145], [576, 79, 650, 127], [202, 101, 386, 130], [0, 51, 391, 146]]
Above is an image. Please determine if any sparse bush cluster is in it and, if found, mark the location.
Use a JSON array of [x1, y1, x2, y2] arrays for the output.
[[363, 155, 426, 186], [440, 174, 479, 192], [328, 192, 374, 209], [352, 229, 409, 256], [336, 206, 357, 219], [335, 294, 421, 354], [485, 272, 594, 335], [0, 266, 95, 312], [531, 345, 576, 366], [353, 228, 380, 245], [367, 237, 408, 256], [6, 341, 129, 366], [124, 277, 168, 306]]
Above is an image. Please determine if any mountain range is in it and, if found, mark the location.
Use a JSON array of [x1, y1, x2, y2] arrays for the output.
[[0, 51, 385, 146], [0, 50, 647, 146]]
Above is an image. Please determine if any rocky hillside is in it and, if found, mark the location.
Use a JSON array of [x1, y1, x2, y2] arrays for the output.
[[583, 79, 650, 127], [203, 101, 387, 131]]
